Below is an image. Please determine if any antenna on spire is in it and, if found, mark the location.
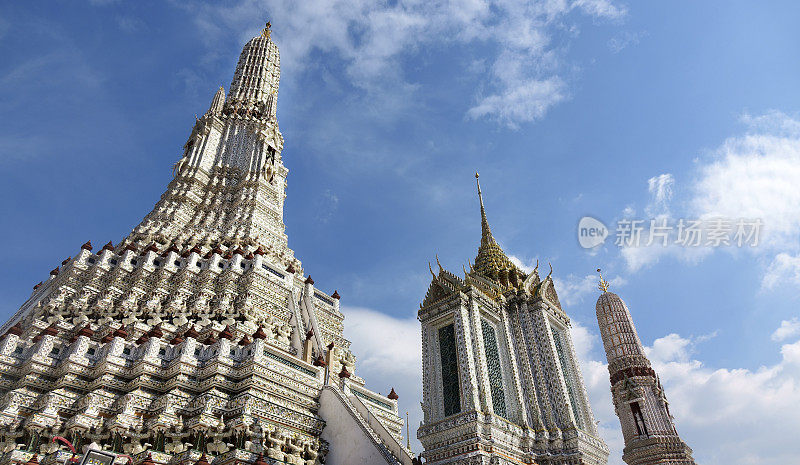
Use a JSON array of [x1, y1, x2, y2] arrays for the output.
[[597, 268, 610, 292]]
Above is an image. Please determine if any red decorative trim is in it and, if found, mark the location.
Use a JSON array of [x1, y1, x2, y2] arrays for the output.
[[610, 366, 656, 385]]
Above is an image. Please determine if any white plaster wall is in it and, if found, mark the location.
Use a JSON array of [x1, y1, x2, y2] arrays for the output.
[[319, 387, 394, 465]]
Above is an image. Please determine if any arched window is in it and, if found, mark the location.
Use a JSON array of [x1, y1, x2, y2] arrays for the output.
[[630, 401, 649, 437]]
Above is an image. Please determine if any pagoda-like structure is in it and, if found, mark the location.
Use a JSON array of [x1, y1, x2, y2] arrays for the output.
[[416, 175, 609, 464], [0, 23, 413, 465]]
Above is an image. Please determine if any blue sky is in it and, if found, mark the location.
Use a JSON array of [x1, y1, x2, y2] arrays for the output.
[[2, 1, 800, 463]]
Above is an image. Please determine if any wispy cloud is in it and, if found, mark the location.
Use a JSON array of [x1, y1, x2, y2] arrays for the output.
[[467, 77, 567, 129], [315, 189, 340, 224], [181, 0, 627, 128], [617, 111, 800, 280], [116, 15, 146, 33], [646, 173, 674, 216], [554, 273, 626, 307], [174, 68, 205, 102], [0, 32, 106, 163], [607, 30, 645, 54]]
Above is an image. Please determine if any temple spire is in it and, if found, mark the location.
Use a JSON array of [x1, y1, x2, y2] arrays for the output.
[[475, 173, 495, 247], [472, 173, 521, 289], [206, 86, 226, 115]]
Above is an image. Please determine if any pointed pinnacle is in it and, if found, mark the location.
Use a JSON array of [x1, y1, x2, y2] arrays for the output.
[[475, 172, 495, 247]]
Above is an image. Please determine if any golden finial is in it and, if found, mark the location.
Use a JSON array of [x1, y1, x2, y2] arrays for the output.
[[261, 21, 272, 39], [597, 268, 610, 292]]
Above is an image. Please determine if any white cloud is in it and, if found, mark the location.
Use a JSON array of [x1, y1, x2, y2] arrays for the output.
[[508, 254, 539, 274], [467, 77, 566, 129], [740, 110, 800, 136], [344, 306, 421, 379], [570, 322, 624, 464], [607, 30, 645, 54], [646, 173, 674, 216], [691, 113, 800, 251], [652, 336, 800, 465], [621, 205, 635, 217], [574, 319, 800, 465], [618, 172, 685, 271], [343, 306, 423, 450], [572, 0, 627, 19], [771, 317, 800, 342], [644, 332, 693, 362], [618, 111, 800, 275], [183, 0, 627, 127], [554, 273, 626, 307], [762, 253, 800, 290]]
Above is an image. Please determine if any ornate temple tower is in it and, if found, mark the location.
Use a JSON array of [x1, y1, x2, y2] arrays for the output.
[[417, 175, 609, 465], [594, 274, 695, 465], [0, 23, 414, 465]]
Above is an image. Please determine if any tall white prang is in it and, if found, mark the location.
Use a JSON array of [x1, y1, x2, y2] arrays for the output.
[[0, 22, 415, 465]]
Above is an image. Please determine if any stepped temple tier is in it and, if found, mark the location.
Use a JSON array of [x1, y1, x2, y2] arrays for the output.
[[0, 23, 415, 465], [595, 273, 695, 465], [416, 174, 609, 465]]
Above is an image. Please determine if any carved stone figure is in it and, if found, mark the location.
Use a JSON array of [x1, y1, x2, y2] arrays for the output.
[[303, 440, 319, 465], [265, 428, 284, 461], [275, 323, 291, 345], [284, 436, 303, 465]]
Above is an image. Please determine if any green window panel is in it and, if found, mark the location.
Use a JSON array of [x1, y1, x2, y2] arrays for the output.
[[481, 320, 507, 419], [439, 324, 461, 416]]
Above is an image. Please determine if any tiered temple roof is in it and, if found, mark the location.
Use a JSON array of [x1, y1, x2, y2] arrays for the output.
[[0, 22, 413, 465]]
